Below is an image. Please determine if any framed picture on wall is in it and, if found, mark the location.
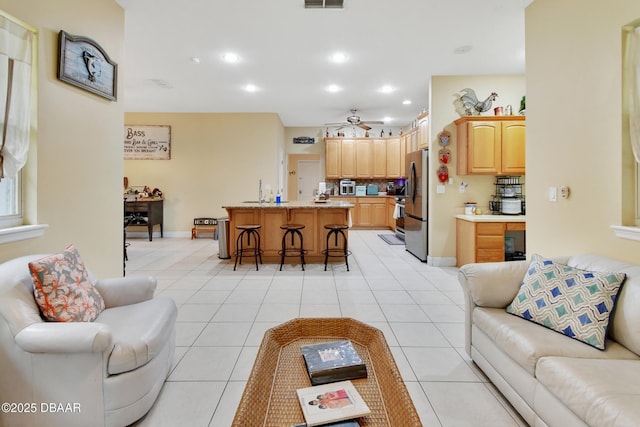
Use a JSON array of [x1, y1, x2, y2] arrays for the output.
[[57, 30, 117, 101]]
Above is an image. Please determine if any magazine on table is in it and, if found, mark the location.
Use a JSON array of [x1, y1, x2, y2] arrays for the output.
[[296, 380, 370, 427], [300, 340, 367, 385]]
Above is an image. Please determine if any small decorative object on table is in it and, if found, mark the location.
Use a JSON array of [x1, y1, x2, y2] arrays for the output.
[[301, 340, 367, 386], [296, 380, 371, 427]]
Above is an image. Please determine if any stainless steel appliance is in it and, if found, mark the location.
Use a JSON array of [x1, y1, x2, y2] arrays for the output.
[[339, 179, 356, 195], [394, 197, 405, 240], [405, 149, 428, 261]]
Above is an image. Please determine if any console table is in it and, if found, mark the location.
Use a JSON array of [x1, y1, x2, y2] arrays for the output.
[[124, 199, 164, 241]]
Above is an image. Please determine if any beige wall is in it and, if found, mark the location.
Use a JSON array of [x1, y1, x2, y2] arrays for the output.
[[124, 113, 282, 231], [429, 75, 526, 262], [525, 0, 640, 263], [0, 0, 124, 277]]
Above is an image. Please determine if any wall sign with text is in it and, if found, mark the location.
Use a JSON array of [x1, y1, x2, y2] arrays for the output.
[[124, 125, 171, 160]]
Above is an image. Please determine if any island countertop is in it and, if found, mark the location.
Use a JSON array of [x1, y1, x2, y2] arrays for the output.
[[223, 201, 353, 264], [222, 200, 355, 209]]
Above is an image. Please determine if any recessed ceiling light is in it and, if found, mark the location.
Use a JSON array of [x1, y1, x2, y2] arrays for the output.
[[383, 116, 392, 122], [190, 57, 200, 65], [329, 52, 348, 63], [402, 99, 412, 105], [222, 52, 240, 63], [453, 45, 473, 54], [379, 85, 394, 94], [244, 84, 258, 92], [326, 84, 342, 93]]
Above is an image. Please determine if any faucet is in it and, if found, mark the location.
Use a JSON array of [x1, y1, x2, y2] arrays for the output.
[[259, 179, 264, 204]]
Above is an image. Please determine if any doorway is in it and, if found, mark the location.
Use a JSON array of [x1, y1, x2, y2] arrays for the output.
[[287, 154, 321, 201]]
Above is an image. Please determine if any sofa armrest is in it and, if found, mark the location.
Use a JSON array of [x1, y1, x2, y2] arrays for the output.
[[458, 261, 529, 308], [94, 275, 157, 308], [15, 322, 112, 353]]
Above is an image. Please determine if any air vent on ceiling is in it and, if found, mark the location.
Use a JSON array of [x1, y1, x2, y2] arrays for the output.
[[305, 0, 343, 9]]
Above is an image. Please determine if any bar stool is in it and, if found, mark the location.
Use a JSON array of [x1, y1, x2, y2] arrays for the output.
[[234, 224, 263, 271], [322, 224, 351, 271], [278, 224, 307, 271]]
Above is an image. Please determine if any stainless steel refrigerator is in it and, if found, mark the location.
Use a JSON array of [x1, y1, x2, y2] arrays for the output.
[[405, 149, 428, 261]]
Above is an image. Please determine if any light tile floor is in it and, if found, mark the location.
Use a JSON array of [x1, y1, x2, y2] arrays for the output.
[[128, 230, 527, 427]]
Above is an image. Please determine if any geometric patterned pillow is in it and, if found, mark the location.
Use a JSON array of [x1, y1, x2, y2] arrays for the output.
[[506, 254, 626, 350], [28, 245, 105, 322]]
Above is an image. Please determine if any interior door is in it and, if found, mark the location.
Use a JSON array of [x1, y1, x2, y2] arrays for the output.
[[297, 159, 321, 201]]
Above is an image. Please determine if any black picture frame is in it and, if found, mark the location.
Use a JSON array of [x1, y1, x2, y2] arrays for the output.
[[57, 30, 117, 101]]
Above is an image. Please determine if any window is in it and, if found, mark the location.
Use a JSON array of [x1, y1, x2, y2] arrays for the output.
[[0, 173, 20, 228]]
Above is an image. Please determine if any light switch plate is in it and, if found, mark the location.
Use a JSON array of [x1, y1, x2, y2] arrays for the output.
[[437, 184, 446, 194], [549, 187, 557, 202]]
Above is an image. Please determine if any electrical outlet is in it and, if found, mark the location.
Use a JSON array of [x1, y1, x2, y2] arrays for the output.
[[548, 187, 557, 202], [560, 186, 570, 199]]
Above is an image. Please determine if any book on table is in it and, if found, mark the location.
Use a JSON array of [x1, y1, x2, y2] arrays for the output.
[[296, 380, 370, 427], [300, 340, 367, 386]]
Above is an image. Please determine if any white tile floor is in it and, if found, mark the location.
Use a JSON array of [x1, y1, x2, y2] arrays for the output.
[[127, 230, 527, 427]]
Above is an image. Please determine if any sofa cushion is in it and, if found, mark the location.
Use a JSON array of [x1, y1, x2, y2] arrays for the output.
[[28, 245, 105, 322], [506, 254, 626, 350], [567, 254, 640, 358], [537, 357, 640, 427], [473, 308, 639, 376], [96, 297, 177, 375]]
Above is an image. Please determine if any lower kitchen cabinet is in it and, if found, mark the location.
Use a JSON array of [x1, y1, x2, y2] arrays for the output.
[[456, 217, 526, 267]]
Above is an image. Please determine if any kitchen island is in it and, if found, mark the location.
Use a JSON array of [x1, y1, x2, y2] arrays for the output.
[[223, 200, 355, 264]]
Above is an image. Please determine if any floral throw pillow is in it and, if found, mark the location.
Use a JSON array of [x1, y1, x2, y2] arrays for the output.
[[506, 254, 626, 350], [29, 245, 105, 322]]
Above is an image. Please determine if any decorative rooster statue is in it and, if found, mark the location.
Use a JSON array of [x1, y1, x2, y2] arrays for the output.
[[454, 88, 498, 116]]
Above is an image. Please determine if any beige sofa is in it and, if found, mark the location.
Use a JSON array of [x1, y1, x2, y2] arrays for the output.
[[0, 255, 177, 427], [458, 254, 640, 427]]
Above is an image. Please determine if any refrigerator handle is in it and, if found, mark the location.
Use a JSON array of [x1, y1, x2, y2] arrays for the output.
[[410, 161, 417, 204]]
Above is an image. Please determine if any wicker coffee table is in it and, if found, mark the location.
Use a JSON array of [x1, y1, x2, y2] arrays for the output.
[[232, 318, 422, 426]]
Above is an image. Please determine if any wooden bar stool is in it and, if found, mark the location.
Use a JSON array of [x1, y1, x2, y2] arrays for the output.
[[278, 224, 307, 271], [234, 224, 263, 271], [322, 224, 351, 271]]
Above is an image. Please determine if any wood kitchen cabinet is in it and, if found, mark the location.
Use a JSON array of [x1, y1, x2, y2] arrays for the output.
[[341, 139, 356, 177], [325, 137, 403, 179], [372, 139, 387, 178], [357, 197, 387, 227], [386, 137, 404, 178], [417, 112, 429, 149], [455, 116, 525, 175], [355, 139, 373, 178], [325, 138, 341, 178], [456, 218, 526, 267]]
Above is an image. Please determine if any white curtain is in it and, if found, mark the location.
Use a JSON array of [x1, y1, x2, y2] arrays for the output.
[[0, 16, 33, 179], [629, 26, 640, 164]]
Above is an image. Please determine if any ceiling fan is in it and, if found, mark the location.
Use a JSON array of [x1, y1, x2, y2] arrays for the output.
[[324, 109, 384, 131]]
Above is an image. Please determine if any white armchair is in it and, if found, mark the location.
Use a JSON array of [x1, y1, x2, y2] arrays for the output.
[[0, 254, 177, 427]]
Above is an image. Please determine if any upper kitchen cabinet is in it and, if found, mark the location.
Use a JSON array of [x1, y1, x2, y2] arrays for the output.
[[386, 137, 404, 178], [325, 137, 404, 179], [325, 138, 341, 178], [417, 112, 429, 149], [455, 116, 526, 175]]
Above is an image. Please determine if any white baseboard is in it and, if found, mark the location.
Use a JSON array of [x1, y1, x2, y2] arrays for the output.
[[427, 256, 457, 267]]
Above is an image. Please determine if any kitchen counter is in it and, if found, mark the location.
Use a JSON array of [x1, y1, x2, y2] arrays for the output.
[[222, 200, 354, 209], [223, 201, 353, 264], [456, 214, 526, 223]]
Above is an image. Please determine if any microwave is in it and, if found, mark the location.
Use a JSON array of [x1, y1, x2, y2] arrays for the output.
[[339, 179, 356, 195]]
